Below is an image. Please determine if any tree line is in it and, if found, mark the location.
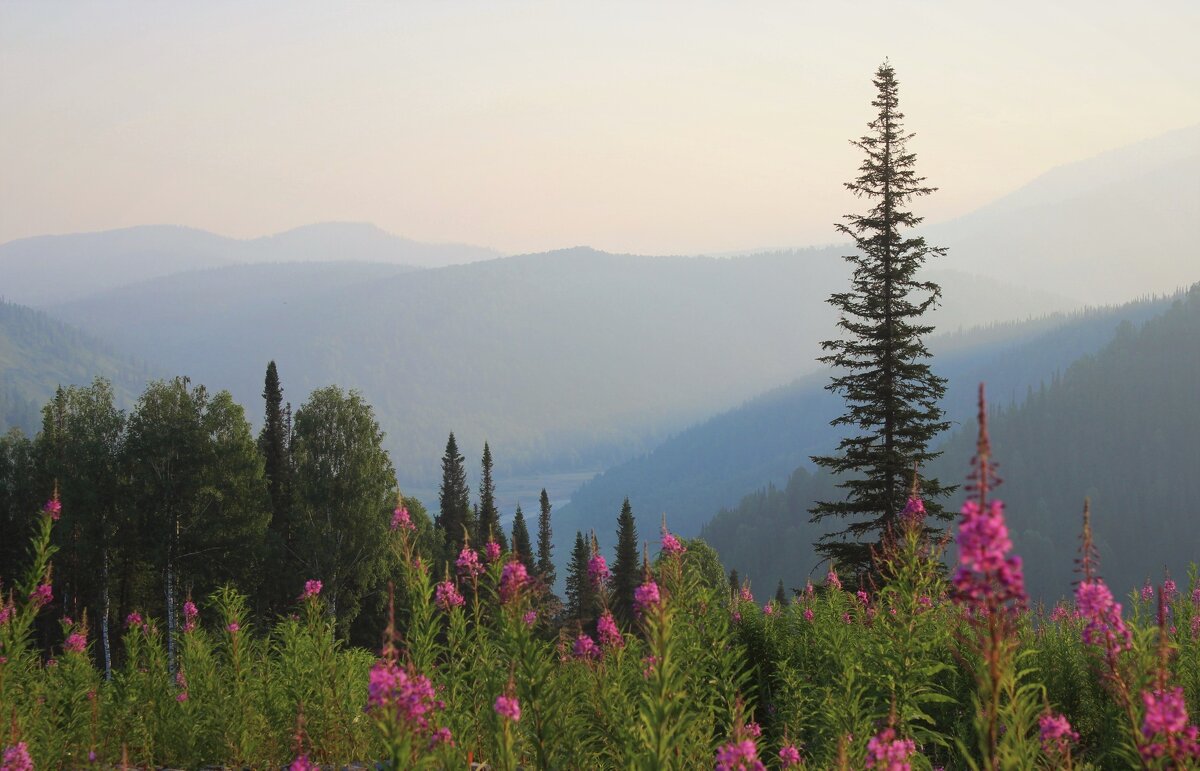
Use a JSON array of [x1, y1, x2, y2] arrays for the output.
[[1, 361, 711, 668]]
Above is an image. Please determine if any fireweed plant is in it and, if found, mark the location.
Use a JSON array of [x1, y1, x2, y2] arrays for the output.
[[5, 404, 1200, 769], [950, 386, 1043, 769]]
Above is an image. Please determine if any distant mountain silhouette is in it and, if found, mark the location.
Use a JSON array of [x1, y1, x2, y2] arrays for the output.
[[42, 247, 1068, 493], [0, 222, 500, 305], [927, 123, 1200, 303]]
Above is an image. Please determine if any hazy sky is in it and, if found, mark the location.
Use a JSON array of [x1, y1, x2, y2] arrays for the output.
[[2, 1, 1198, 255]]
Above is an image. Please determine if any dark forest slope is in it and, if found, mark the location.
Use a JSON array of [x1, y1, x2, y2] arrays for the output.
[[0, 301, 149, 433], [700, 286, 1200, 602]]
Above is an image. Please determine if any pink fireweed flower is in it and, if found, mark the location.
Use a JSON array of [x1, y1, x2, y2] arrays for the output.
[[744, 722, 762, 738], [303, 579, 322, 599], [182, 600, 199, 632], [434, 580, 465, 612], [865, 727, 916, 770], [634, 580, 661, 614], [0, 601, 13, 625], [826, 568, 842, 591], [778, 744, 802, 767], [1191, 615, 1200, 640], [29, 583, 52, 608], [714, 739, 765, 771], [522, 609, 537, 627], [1164, 578, 1178, 599], [803, 607, 814, 622], [64, 632, 87, 653], [390, 505, 415, 532], [1049, 603, 1070, 623], [2, 742, 34, 771], [428, 726, 454, 747], [763, 602, 775, 616], [902, 492, 926, 516], [455, 547, 483, 578], [952, 499, 1026, 611], [290, 755, 319, 771], [499, 560, 529, 604], [842, 612, 852, 625], [573, 633, 601, 660], [857, 590, 870, 605], [1142, 581, 1155, 602], [1075, 579, 1132, 656], [1038, 712, 1079, 756], [494, 694, 520, 722], [739, 585, 754, 602], [43, 497, 62, 520], [368, 660, 443, 731], [641, 655, 657, 678], [226, 621, 240, 633], [125, 611, 143, 629], [732, 610, 742, 624], [660, 526, 686, 555], [484, 540, 502, 562], [1193, 586, 1200, 607], [597, 611, 623, 647], [176, 691, 189, 703], [1143, 687, 1190, 736], [587, 553, 610, 588]]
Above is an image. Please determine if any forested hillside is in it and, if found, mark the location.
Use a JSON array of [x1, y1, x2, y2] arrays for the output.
[[0, 301, 148, 433], [560, 294, 1173, 560], [45, 248, 1068, 489], [702, 285, 1200, 602]]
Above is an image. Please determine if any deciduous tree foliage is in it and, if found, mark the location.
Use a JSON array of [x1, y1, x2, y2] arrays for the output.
[[810, 61, 951, 579], [38, 378, 126, 677], [290, 386, 396, 631], [124, 377, 269, 667], [0, 429, 44, 587]]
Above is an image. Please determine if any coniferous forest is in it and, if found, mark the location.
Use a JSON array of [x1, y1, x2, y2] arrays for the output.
[[3, 56, 1200, 771]]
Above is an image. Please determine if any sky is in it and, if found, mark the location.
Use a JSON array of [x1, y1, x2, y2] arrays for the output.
[[2, 1, 1198, 256]]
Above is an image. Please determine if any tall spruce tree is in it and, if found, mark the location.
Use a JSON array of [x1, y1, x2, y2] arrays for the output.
[[477, 442, 506, 549], [259, 362, 291, 528], [510, 503, 533, 570], [809, 61, 951, 579], [564, 530, 592, 622], [610, 498, 640, 625], [535, 488, 555, 585], [437, 433, 471, 554], [259, 361, 293, 614]]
